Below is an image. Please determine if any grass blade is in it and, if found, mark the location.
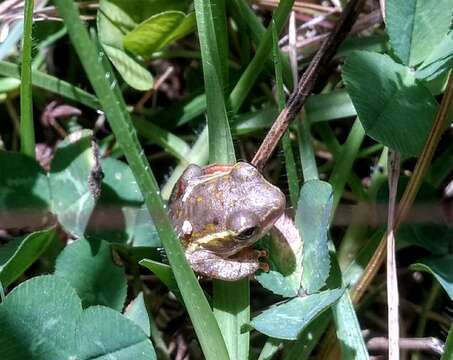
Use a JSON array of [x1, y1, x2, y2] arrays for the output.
[[328, 118, 366, 210], [53, 1, 229, 359], [229, 0, 294, 113], [194, 1, 251, 358], [272, 21, 299, 209], [0, 60, 100, 109], [0, 61, 189, 162], [19, 0, 35, 157], [194, 0, 234, 164], [441, 323, 453, 360]]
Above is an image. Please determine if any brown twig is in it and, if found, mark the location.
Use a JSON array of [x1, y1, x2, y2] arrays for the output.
[[366, 337, 444, 355], [251, 0, 367, 170]]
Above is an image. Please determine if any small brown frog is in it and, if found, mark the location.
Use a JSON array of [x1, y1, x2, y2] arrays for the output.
[[168, 162, 285, 281]]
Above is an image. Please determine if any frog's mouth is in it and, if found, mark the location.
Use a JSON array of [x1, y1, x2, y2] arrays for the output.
[[187, 230, 256, 256]]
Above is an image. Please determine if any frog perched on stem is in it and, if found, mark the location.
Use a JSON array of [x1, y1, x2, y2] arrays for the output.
[[168, 162, 286, 281]]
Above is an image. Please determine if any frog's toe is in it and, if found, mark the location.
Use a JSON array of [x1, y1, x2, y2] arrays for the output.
[[254, 249, 268, 259], [259, 262, 270, 272]]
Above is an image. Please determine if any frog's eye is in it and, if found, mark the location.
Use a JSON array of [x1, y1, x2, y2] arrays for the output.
[[236, 226, 258, 240]]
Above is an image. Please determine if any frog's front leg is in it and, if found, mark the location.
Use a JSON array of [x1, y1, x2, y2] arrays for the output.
[[186, 248, 268, 281]]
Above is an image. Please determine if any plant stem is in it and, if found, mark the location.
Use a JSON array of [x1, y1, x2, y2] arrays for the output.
[[20, 0, 35, 157]]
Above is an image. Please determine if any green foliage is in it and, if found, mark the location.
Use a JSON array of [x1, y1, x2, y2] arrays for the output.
[[124, 293, 151, 337], [19, 0, 35, 157], [1, 0, 452, 358], [55, 238, 127, 310], [0, 151, 50, 217], [0, 229, 56, 288], [298, 180, 332, 293], [86, 157, 159, 246], [386, 0, 453, 66], [140, 259, 181, 300], [97, 0, 194, 90], [49, 130, 98, 237], [124, 12, 196, 57], [250, 289, 344, 340], [343, 51, 438, 155], [416, 31, 453, 81], [0, 275, 156, 359], [53, 1, 229, 359], [442, 323, 453, 360], [411, 257, 453, 300]]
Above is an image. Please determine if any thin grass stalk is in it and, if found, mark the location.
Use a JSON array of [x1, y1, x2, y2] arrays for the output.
[[19, 0, 35, 157]]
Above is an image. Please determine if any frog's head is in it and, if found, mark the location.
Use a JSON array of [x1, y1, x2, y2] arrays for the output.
[[189, 162, 286, 256]]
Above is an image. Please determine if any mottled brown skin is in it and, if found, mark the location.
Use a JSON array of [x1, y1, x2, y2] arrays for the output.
[[168, 162, 285, 281]]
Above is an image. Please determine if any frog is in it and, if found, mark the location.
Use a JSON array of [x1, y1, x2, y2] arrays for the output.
[[168, 161, 286, 281]]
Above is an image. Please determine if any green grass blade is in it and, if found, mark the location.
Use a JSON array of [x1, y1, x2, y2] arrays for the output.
[[213, 280, 250, 360], [161, 126, 209, 200], [19, 0, 35, 157], [331, 292, 370, 359], [272, 21, 299, 209], [0, 61, 189, 162], [297, 118, 318, 181], [0, 60, 100, 109], [194, 0, 234, 164], [314, 122, 367, 200], [53, 2, 229, 359], [229, 0, 293, 89], [328, 118, 366, 211], [132, 117, 190, 161], [441, 323, 453, 360], [258, 338, 280, 360], [229, 0, 294, 113]]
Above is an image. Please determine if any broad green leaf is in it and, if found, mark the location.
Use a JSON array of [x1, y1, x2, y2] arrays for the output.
[[250, 289, 344, 340], [343, 51, 438, 156], [97, 0, 153, 91], [55, 238, 127, 310], [386, 0, 453, 66], [298, 180, 333, 293], [124, 11, 196, 58], [49, 131, 98, 237], [0, 228, 56, 287], [98, 0, 188, 24], [282, 311, 331, 360], [0, 275, 155, 359], [124, 292, 151, 337], [411, 256, 453, 300], [101, 45, 154, 91], [55, 238, 127, 311], [76, 305, 157, 359], [398, 224, 453, 256], [0, 151, 51, 229], [256, 214, 303, 298], [86, 158, 159, 247], [416, 31, 453, 81]]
